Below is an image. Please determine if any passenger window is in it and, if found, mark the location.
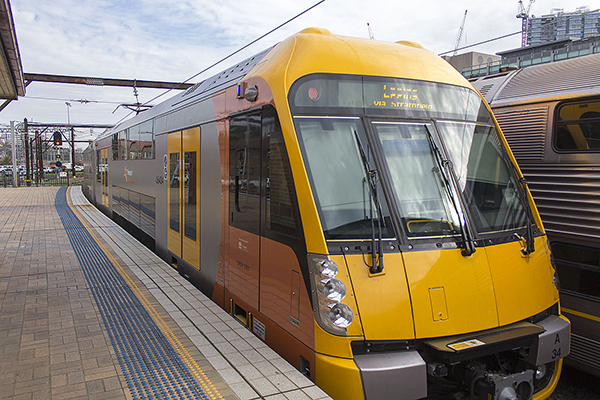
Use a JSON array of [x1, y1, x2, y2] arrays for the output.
[[264, 107, 301, 238], [184, 151, 197, 240], [552, 242, 600, 299], [228, 106, 302, 239], [169, 152, 180, 232], [96, 150, 101, 182], [229, 113, 261, 235], [555, 100, 600, 151]]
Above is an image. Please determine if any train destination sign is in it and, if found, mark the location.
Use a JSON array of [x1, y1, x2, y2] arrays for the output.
[[371, 84, 433, 110], [290, 74, 491, 123]]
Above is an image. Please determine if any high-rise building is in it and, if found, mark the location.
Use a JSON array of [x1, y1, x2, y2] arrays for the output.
[[527, 7, 600, 46]]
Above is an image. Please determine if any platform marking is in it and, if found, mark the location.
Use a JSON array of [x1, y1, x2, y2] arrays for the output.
[[55, 187, 223, 400], [67, 190, 221, 395]]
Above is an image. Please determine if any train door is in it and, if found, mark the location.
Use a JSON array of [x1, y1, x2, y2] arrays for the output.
[[167, 127, 201, 270], [228, 112, 261, 312], [228, 107, 311, 367], [227, 107, 309, 339]]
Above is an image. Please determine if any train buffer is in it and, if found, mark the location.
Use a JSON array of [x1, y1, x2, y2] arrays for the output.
[[0, 186, 331, 400]]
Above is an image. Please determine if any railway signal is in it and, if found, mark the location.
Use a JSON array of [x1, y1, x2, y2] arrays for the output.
[[53, 131, 62, 146]]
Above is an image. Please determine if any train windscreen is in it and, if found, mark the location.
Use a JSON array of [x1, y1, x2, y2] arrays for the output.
[[293, 116, 394, 240], [290, 74, 533, 240], [436, 121, 529, 233]]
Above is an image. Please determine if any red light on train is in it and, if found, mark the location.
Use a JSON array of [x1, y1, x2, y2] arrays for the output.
[[308, 87, 320, 101]]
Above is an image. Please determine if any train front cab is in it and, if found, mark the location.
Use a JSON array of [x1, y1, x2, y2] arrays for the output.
[[230, 30, 571, 400]]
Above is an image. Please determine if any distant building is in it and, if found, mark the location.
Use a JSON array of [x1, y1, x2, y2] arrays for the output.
[[442, 52, 501, 74], [460, 35, 600, 79], [527, 7, 600, 46]]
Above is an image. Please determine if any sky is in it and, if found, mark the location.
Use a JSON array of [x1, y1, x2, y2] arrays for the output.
[[2, 0, 598, 142]]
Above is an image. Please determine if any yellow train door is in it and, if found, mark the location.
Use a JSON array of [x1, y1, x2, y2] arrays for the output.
[[167, 127, 201, 270]]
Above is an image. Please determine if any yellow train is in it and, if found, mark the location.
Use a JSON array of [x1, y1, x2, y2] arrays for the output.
[[84, 28, 570, 399]]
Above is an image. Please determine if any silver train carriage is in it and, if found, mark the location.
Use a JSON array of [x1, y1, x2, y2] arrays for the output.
[[471, 52, 600, 377]]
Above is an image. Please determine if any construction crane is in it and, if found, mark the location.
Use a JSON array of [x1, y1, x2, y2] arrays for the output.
[[452, 10, 468, 56], [517, 0, 536, 47], [367, 23, 375, 40]]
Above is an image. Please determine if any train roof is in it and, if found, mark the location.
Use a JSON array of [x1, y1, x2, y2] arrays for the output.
[[97, 28, 472, 141], [470, 52, 600, 107], [96, 45, 274, 141]]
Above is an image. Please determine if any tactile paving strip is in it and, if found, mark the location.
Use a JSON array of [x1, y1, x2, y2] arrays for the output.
[[54, 187, 223, 400]]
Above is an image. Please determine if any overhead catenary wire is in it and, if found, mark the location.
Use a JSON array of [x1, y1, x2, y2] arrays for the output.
[[114, 0, 327, 125], [439, 30, 521, 56], [25, 96, 124, 105]]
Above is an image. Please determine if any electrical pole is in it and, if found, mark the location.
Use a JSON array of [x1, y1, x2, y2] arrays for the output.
[[66, 102, 76, 177], [36, 130, 43, 184], [10, 121, 17, 187], [24, 118, 30, 186]]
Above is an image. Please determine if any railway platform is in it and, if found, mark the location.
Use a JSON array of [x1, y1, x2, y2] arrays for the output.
[[0, 186, 331, 400]]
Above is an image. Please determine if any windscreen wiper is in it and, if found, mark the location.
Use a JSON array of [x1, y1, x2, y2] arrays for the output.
[[353, 130, 384, 274], [425, 126, 476, 256], [505, 155, 535, 255]]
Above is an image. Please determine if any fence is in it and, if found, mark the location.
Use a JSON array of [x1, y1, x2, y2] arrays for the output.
[[1, 171, 83, 188]]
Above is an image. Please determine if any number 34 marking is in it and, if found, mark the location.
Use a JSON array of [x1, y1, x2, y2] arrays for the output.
[[551, 348, 562, 359]]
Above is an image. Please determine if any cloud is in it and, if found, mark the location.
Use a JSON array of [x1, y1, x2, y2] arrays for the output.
[[5, 0, 600, 126]]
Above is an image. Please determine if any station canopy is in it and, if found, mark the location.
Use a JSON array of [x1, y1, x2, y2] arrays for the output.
[[0, 0, 24, 100]]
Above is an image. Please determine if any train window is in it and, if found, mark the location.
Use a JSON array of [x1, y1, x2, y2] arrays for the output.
[[437, 122, 530, 234], [264, 107, 301, 238], [555, 100, 600, 151], [372, 122, 461, 237], [96, 150, 101, 182], [552, 242, 600, 299], [112, 186, 156, 240], [229, 106, 303, 240], [295, 116, 394, 239], [140, 193, 156, 239], [119, 130, 127, 160], [229, 113, 261, 235], [128, 125, 140, 159], [139, 120, 154, 159], [111, 134, 118, 160], [127, 121, 155, 159], [184, 151, 197, 240], [169, 152, 180, 232], [112, 186, 122, 218], [112, 130, 128, 160]]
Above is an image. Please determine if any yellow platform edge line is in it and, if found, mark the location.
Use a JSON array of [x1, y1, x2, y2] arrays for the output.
[[66, 187, 225, 400]]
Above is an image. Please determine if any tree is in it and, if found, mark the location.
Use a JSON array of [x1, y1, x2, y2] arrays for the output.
[[1, 154, 11, 165]]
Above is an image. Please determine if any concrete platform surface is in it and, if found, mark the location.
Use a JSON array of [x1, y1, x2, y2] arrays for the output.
[[0, 186, 331, 400]]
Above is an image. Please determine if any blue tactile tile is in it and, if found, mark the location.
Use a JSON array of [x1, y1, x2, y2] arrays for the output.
[[54, 187, 210, 400]]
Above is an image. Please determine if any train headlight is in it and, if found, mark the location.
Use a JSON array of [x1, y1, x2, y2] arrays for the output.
[[321, 278, 346, 301], [317, 259, 338, 277], [308, 254, 354, 335], [328, 303, 353, 328]]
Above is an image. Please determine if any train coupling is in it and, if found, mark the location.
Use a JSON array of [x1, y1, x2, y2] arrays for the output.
[[462, 361, 534, 400]]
